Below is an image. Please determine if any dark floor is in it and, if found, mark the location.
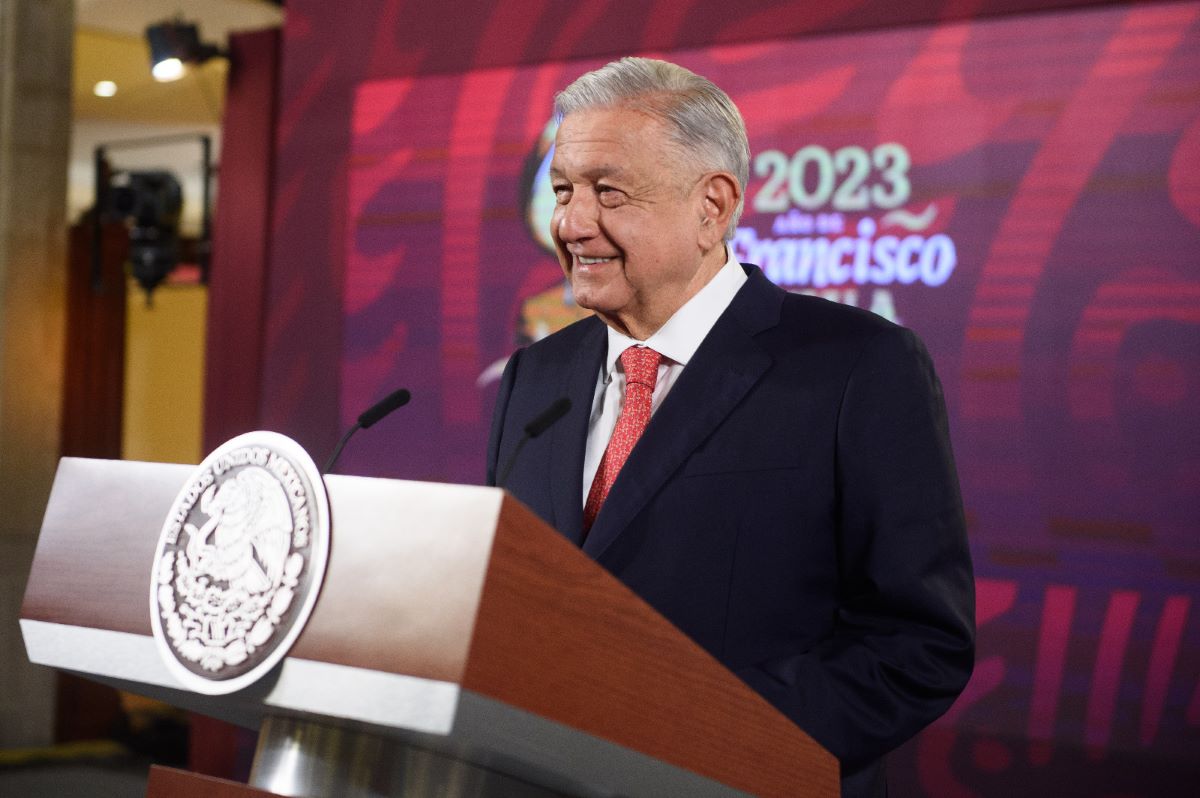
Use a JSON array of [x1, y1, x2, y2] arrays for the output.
[[0, 762, 148, 798], [0, 742, 151, 798]]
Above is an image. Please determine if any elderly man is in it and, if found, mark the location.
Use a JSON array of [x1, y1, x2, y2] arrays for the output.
[[487, 57, 974, 797]]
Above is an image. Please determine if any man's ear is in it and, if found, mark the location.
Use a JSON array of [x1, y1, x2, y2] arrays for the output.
[[697, 171, 741, 249]]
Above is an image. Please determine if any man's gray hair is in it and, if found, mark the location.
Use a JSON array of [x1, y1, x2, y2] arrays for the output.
[[554, 57, 750, 238]]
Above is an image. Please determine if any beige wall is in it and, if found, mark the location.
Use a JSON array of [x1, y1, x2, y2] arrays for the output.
[[122, 283, 207, 465]]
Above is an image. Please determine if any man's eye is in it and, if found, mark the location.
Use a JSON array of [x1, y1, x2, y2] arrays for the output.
[[552, 185, 571, 203], [596, 186, 623, 206]]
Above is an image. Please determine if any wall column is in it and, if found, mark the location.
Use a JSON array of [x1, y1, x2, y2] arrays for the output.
[[0, 0, 74, 747]]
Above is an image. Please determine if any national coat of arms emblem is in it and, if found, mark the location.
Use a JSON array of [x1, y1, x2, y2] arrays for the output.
[[149, 431, 330, 694]]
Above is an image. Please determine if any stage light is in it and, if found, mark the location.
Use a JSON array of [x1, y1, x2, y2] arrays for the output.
[[145, 19, 223, 82], [151, 58, 185, 83], [93, 80, 118, 97], [106, 170, 185, 298]]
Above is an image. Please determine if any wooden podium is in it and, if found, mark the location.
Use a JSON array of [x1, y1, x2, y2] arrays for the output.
[[20, 457, 838, 797]]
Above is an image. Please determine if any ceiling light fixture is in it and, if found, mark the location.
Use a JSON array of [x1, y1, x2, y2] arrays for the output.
[[145, 19, 224, 83], [93, 80, 118, 97]]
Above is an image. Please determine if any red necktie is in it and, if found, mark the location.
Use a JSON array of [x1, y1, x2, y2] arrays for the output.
[[583, 346, 662, 533]]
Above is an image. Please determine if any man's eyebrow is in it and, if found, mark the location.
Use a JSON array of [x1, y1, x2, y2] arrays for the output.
[[548, 164, 624, 181]]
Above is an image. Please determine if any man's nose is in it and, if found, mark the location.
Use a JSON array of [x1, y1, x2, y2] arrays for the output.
[[556, 191, 599, 243]]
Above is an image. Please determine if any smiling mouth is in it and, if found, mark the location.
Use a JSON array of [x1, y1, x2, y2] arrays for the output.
[[577, 256, 614, 266]]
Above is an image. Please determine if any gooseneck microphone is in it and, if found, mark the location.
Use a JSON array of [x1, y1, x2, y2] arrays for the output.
[[496, 397, 571, 489], [322, 388, 412, 475]]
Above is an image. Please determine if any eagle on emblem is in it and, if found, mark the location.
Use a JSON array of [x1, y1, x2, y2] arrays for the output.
[[185, 466, 293, 595]]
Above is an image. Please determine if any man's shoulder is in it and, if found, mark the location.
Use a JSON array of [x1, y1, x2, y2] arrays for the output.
[[780, 290, 897, 335], [769, 288, 932, 380], [738, 264, 898, 343], [756, 281, 902, 357]]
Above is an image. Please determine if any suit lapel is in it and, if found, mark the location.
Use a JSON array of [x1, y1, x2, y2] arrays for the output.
[[549, 318, 606, 545], [582, 268, 784, 561]]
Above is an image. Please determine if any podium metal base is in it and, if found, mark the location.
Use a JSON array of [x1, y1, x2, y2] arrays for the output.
[[249, 716, 569, 798]]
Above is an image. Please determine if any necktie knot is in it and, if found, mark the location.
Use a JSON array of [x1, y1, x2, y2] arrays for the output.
[[620, 346, 662, 390]]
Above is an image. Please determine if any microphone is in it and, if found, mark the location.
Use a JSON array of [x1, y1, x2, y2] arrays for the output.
[[496, 397, 571, 489], [322, 388, 412, 475], [358, 388, 412, 429]]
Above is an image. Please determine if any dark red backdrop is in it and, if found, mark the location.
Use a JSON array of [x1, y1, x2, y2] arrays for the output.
[[206, 1, 1200, 794]]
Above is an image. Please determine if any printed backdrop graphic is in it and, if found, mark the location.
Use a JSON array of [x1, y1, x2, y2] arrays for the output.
[[328, 2, 1200, 793]]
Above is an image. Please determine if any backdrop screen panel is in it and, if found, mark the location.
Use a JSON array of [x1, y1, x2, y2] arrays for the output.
[[338, 2, 1199, 790]]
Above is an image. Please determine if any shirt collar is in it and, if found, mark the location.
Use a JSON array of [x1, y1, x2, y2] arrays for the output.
[[601, 247, 747, 380]]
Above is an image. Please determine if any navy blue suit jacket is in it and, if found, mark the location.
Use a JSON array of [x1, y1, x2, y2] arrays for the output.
[[487, 265, 974, 796]]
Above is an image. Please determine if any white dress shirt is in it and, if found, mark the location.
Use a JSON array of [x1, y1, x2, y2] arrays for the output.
[[582, 249, 747, 503]]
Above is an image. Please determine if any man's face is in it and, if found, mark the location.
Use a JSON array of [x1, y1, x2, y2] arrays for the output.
[[548, 107, 722, 339]]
